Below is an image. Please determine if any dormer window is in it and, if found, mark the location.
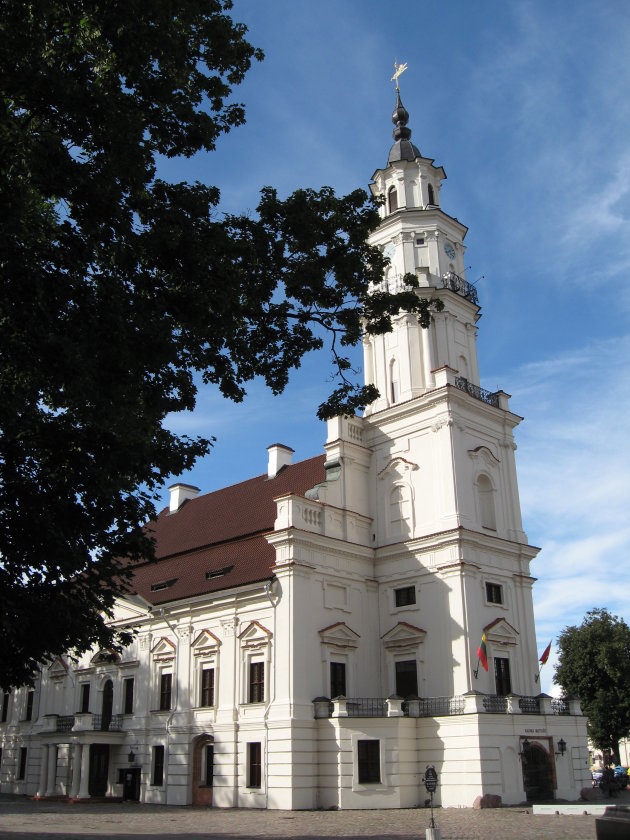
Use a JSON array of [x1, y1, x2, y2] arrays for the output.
[[388, 186, 398, 213], [150, 578, 177, 592], [205, 565, 234, 580]]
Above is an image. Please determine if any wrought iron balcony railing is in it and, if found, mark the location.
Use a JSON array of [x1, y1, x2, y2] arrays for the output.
[[56, 715, 75, 732], [454, 376, 500, 408], [440, 272, 479, 306]]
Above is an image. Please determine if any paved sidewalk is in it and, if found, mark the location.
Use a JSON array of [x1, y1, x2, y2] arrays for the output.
[[0, 793, 625, 840]]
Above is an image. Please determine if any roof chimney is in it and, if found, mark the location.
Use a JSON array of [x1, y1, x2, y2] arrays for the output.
[[267, 443, 294, 479], [168, 483, 200, 513]]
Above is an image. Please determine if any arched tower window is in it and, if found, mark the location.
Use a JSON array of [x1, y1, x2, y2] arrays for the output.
[[427, 183, 435, 206], [390, 485, 411, 538], [388, 186, 398, 213], [458, 354, 469, 381], [477, 474, 496, 530], [390, 359, 400, 403]]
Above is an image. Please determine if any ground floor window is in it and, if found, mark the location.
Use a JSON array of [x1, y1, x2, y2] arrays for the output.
[[152, 745, 165, 786], [357, 740, 380, 784], [248, 742, 262, 788], [205, 744, 214, 787]]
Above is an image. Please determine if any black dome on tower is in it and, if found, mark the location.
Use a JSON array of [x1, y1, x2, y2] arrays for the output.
[[388, 90, 421, 164]]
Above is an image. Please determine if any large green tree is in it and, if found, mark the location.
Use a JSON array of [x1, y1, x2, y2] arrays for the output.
[[0, 1, 440, 687], [555, 609, 630, 764]]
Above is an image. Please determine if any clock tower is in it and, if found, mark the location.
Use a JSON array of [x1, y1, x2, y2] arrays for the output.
[[363, 89, 480, 414]]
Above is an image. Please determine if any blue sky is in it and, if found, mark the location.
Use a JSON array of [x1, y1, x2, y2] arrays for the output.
[[160, 0, 630, 694]]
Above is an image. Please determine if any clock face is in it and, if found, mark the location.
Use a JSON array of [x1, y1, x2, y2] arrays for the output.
[[443, 242, 456, 260]]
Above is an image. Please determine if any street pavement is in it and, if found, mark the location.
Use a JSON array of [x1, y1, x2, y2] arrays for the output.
[[1, 792, 628, 840]]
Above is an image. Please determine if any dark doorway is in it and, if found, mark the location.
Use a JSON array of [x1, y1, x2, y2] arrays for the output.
[[122, 767, 141, 801], [101, 680, 113, 730], [522, 742, 555, 801], [89, 744, 110, 796]]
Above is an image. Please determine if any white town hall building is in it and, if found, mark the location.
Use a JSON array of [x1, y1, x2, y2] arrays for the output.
[[0, 90, 589, 809]]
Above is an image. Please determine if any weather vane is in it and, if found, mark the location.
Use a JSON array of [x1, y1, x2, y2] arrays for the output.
[[391, 60, 408, 90]]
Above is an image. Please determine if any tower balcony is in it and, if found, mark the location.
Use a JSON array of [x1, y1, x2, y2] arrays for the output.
[[454, 376, 500, 408], [440, 271, 479, 306]]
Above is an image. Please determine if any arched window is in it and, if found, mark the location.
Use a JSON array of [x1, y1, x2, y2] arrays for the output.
[[390, 359, 400, 404], [458, 354, 469, 381], [427, 183, 435, 206], [477, 474, 496, 530], [390, 485, 411, 538], [388, 186, 398, 213]]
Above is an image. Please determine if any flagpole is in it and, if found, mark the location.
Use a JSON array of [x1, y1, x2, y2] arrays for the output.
[[473, 657, 480, 679]]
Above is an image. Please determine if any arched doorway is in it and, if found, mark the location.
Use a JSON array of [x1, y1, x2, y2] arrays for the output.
[[522, 741, 555, 801], [191, 734, 214, 806], [101, 680, 113, 731]]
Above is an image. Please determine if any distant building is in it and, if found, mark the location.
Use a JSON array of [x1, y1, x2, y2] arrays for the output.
[[0, 91, 589, 809]]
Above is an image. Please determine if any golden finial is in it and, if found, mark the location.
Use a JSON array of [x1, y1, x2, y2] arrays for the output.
[[391, 60, 408, 90]]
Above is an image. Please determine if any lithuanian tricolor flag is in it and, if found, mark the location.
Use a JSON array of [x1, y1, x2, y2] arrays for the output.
[[477, 632, 488, 672]]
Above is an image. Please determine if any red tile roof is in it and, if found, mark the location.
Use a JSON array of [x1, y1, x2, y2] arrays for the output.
[[130, 454, 326, 605]]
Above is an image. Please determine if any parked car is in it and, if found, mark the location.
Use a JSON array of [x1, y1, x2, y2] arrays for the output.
[[592, 768, 603, 786]]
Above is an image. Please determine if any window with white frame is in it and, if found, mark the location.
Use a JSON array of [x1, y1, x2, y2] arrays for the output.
[[238, 621, 272, 706], [247, 742, 262, 788], [357, 740, 380, 784], [159, 670, 172, 711], [152, 745, 164, 786], [485, 581, 503, 605], [200, 665, 215, 707]]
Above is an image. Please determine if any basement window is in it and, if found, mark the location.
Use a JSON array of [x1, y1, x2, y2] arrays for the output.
[[205, 565, 234, 580], [150, 578, 177, 592]]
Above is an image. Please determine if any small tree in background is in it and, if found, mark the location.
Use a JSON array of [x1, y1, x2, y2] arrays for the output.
[[555, 608, 630, 764]]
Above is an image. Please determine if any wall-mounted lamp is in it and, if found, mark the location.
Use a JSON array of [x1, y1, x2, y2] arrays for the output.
[[555, 738, 567, 757], [519, 738, 531, 760], [127, 749, 136, 764]]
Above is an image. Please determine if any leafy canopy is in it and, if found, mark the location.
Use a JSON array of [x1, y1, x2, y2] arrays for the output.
[[554, 608, 630, 763], [0, 1, 440, 687]]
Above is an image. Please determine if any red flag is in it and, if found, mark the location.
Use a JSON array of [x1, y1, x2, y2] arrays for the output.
[[539, 641, 552, 665], [477, 632, 488, 672]]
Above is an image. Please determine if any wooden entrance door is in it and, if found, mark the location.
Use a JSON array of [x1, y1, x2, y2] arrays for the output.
[[191, 735, 213, 806], [88, 744, 110, 796]]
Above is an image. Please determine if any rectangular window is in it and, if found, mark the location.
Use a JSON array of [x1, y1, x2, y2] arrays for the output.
[[159, 672, 172, 711], [0, 747, 3, 767], [200, 667, 215, 707], [248, 661, 264, 704], [80, 683, 90, 714], [25, 691, 34, 721], [123, 678, 134, 714], [330, 662, 346, 698], [485, 582, 503, 604], [18, 747, 27, 780], [394, 585, 416, 607], [358, 740, 380, 784], [395, 660, 418, 698], [248, 742, 262, 788], [494, 657, 512, 696], [152, 745, 164, 786], [2, 692, 10, 722]]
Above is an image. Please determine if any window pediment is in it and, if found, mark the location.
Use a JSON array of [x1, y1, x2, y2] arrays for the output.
[[90, 648, 120, 666], [191, 629, 221, 657], [319, 621, 360, 650], [152, 637, 176, 661], [378, 457, 419, 480], [47, 657, 69, 680], [239, 620, 272, 651], [381, 621, 426, 652], [468, 446, 500, 468], [484, 617, 519, 647]]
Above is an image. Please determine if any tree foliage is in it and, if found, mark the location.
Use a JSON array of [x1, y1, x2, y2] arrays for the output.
[[0, 1, 440, 687], [555, 608, 630, 763]]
